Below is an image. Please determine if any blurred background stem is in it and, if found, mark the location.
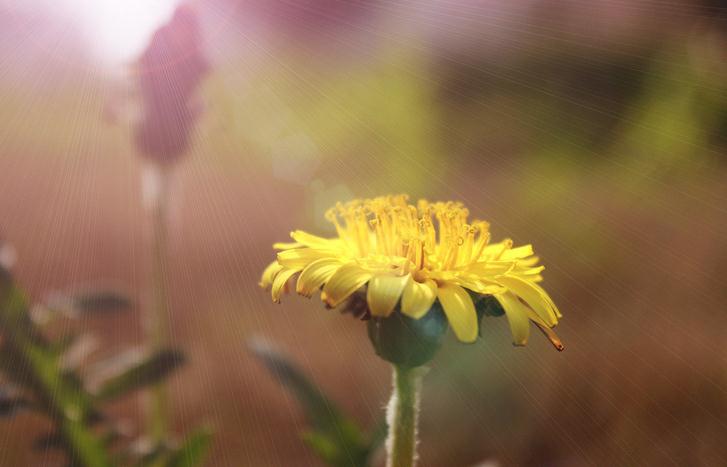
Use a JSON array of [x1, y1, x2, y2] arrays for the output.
[[144, 163, 173, 444], [386, 366, 422, 467]]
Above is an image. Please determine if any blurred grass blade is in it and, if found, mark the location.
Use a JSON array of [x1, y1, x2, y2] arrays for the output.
[[168, 428, 214, 467], [46, 288, 133, 318], [32, 432, 65, 452], [248, 338, 343, 431], [0, 389, 30, 417], [301, 430, 341, 465], [248, 338, 372, 467], [367, 419, 387, 454], [94, 349, 186, 402], [72, 289, 133, 314]]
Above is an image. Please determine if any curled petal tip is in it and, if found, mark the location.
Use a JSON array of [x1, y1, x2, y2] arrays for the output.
[[535, 322, 564, 352]]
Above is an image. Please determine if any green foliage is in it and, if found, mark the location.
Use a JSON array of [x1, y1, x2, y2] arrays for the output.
[[249, 339, 384, 467], [0, 265, 211, 467], [0, 388, 30, 417], [0, 269, 113, 467], [66, 289, 135, 316], [167, 429, 214, 467], [95, 350, 186, 402]]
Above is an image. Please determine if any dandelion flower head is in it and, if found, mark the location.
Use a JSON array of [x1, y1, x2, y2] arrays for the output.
[[261, 195, 563, 349]]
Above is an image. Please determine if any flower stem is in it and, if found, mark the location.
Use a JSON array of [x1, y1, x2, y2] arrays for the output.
[[386, 365, 424, 467], [144, 164, 172, 443]]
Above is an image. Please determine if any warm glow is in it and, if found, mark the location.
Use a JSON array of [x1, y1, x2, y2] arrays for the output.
[[60, 0, 181, 64]]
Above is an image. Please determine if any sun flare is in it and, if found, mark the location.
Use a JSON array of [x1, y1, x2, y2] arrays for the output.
[[59, 0, 181, 64]]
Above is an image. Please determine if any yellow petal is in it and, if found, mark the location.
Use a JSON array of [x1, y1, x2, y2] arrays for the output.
[[466, 262, 515, 276], [291, 230, 341, 249], [497, 275, 559, 326], [401, 278, 437, 319], [494, 292, 531, 346], [455, 277, 507, 295], [500, 244, 534, 261], [481, 239, 513, 258], [321, 264, 372, 307], [277, 248, 329, 270], [533, 320, 565, 351], [260, 261, 283, 288], [273, 241, 302, 250], [271, 268, 298, 302], [437, 283, 478, 343], [518, 256, 540, 267], [518, 265, 545, 276], [367, 274, 410, 317], [296, 259, 342, 297]]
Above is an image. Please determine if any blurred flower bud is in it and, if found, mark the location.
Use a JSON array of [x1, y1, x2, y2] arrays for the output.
[[0, 236, 16, 272], [134, 5, 209, 166]]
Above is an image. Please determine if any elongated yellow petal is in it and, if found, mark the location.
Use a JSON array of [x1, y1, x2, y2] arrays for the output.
[[260, 261, 283, 288], [517, 265, 545, 276], [498, 275, 558, 326], [401, 278, 437, 319], [494, 292, 531, 346], [273, 242, 302, 250], [277, 248, 330, 270], [437, 283, 478, 343], [455, 278, 507, 295], [523, 308, 564, 350], [321, 264, 372, 307], [481, 239, 513, 258], [296, 258, 342, 297], [465, 262, 515, 276], [291, 230, 341, 249], [518, 256, 540, 267], [367, 274, 410, 317], [271, 268, 298, 302], [500, 244, 534, 261]]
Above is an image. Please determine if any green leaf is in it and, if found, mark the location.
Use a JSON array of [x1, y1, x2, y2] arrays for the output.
[[46, 288, 133, 318], [366, 419, 387, 455], [168, 428, 213, 467], [0, 388, 30, 417], [32, 432, 64, 452], [301, 430, 341, 465], [248, 338, 371, 467], [94, 349, 186, 402]]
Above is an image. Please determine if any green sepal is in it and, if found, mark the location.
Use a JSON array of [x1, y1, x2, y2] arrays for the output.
[[367, 302, 448, 368]]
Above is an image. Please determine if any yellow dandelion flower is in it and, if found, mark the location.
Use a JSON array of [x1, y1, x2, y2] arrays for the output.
[[260, 194, 563, 350]]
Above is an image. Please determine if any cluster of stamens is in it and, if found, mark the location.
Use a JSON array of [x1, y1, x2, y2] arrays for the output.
[[324, 195, 497, 275]]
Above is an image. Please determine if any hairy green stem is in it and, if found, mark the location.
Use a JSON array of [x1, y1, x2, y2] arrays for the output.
[[145, 164, 172, 443], [386, 365, 423, 467]]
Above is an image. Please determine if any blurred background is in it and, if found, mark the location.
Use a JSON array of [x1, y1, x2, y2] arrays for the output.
[[1, 0, 726, 465]]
